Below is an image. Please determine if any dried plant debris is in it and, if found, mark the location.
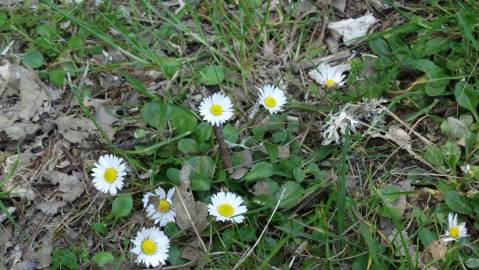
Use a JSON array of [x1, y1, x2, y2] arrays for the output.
[[0, 64, 59, 142], [55, 115, 97, 144], [322, 99, 386, 145], [328, 14, 377, 45], [172, 165, 208, 233]]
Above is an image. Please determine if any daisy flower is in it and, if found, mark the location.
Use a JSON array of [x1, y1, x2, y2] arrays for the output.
[[142, 187, 176, 227], [442, 213, 468, 242], [199, 93, 234, 126], [308, 63, 346, 88], [208, 191, 247, 223], [131, 227, 170, 268], [258, 84, 287, 114], [91, 154, 127, 195]]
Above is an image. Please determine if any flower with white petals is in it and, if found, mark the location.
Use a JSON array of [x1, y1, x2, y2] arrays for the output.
[[91, 154, 127, 195], [258, 85, 287, 114], [131, 227, 170, 268], [142, 187, 176, 227], [208, 191, 247, 223], [442, 213, 468, 242], [308, 63, 346, 88], [199, 93, 234, 126]]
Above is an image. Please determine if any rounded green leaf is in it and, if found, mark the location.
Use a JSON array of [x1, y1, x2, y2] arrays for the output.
[[445, 191, 473, 214], [198, 65, 225, 85], [92, 251, 114, 267], [111, 193, 133, 219], [245, 162, 273, 182], [142, 100, 167, 130], [276, 181, 304, 209], [178, 138, 198, 154], [23, 49, 44, 68]]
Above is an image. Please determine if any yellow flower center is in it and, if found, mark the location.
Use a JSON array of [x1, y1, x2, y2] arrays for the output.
[[209, 104, 223, 116], [141, 239, 157, 255], [264, 96, 277, 108], [156, 199, 170, 213], [103, 167, 117, 183], [324, 79, 336, 88], [217, 203, 234, 217], [449, 226, 460, 238]]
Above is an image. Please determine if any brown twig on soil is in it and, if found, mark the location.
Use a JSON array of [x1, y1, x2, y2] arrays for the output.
[[213, 125, 233, 174]]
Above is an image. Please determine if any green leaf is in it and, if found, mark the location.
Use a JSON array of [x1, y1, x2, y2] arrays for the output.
[[424, 144, 444, 168], [264, 141, 279, 161], [455, 82, 479, 121], [48, 69, 66, 87], [167, 168, 181, 185], [159, 57, 181, 77], [90, 223, 107, 235], [369, 38, 390, 58], [411, 59, 448, 96], [110, 193, 133, 219], [293, 167, 305, 182], [92, 252, 114, 267], [444, 191, 473, 215], [223, 124, 239, 143], [167, 244, 186, 266], [169, 105, 198, 134], [198, 65, 225, 85], [187, 156, 215, 191], [142, 100, 168, 130], [51, 248, 79, 270], [194, 122, 212, 142], [441, 141, 461, 171], [178, 138, 198, 154], [276, 181, 304, 209], [245, 162, 274, 182], [418, 228, 437, 247], [466, 258, 479, 269], [23, 49, 44, 68]]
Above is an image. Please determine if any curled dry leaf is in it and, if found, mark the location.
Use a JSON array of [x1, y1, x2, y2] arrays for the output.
[[84, 98, 120, 139], [0, 64, 59, 141], [42, 171, 84, 202], [55, 115, 97, 144], [172, 165, 208, 233], [426, 239, 448, 260], [327, 14, 377, 45]]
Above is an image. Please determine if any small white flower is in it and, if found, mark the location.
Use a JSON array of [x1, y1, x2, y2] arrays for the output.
[[142, 187, 176, 227], [208, 191, 247, 223], [258, 85, 287, 114], [131, 227, 170, 268], [91, 154, 127, 195], [199, 93, 234, 126], [442, 213, 468, 242], [308, 63, 346, 88]]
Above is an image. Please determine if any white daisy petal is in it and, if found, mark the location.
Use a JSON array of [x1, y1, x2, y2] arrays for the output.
[[308, 63, 347, 88], [258, 84, 287, 114], [442, 212, 468, 242], [142, 186, 176, 227], [131, 227, 170, 268], [208, 191, 247, 224], [90, 154, 127, 195], [199, 93, 234, 126]]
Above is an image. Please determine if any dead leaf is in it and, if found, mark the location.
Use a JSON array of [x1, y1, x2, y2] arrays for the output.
[[387, 229, 423, 266], [172, 165, 208, 233], [181, 245, 203, 262], [42, 171, 84, 202], [278, 145, 290, 160], [84, 98, 119, 139], [231, 150, 253, 180], [0, 207, 16, 224], [426, 240, 448, 260], [331, 0, 346, 12], [328, 14, 377, 45], [2, 151, 36, 199], [0, 64, 59, 141], [55, 115, 97, 144], [36, 201, 66, 215]]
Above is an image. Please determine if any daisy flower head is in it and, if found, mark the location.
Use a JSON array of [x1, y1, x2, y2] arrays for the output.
[[442, 213, 468, 242], [199, 92, 234, 126], [91, 154, 127, 195], [309, 63, 346, 89], [208, 191, 247, 223], [258, 84, 287, 114], [142, 187, 176, 227], [131, 227, 170, 268]]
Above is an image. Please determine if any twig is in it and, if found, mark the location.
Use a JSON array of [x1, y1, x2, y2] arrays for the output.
[[233, 188, 286, 270], [213, 125, 233, 174], [381, 106, 433, 146]]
